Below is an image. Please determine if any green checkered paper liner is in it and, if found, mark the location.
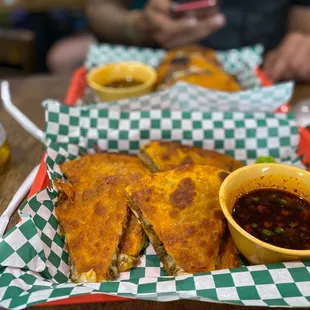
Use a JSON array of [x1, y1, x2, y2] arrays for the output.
[[85, 44, 264, 90], [0, 102, 309, 309], [76, 81, 294, 113]]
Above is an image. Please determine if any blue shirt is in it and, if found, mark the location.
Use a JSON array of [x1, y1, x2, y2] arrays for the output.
[[129, 0, 310, 52]]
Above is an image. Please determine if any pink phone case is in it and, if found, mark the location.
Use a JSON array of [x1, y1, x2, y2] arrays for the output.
[[170, 0, 219, 19]]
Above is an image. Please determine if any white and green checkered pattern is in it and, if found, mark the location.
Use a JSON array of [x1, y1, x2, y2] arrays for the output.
[[85, 44, 264, 91], [216, 45, 264, 73], [0, 101, 308, 309], [86, 44, 166, 69], [73, 81, 294, 113], [42, 101, 300, 165]]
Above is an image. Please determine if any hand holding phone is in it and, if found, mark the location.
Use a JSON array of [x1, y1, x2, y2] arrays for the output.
[[170, 0, 220, 19], [144, 0, 226, 49]]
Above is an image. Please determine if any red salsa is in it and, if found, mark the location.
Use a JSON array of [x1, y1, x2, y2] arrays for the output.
[[232, 189, 310, 250]]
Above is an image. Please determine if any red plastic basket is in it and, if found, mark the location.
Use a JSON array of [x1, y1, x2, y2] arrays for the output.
[[31, 66, 310, 306]]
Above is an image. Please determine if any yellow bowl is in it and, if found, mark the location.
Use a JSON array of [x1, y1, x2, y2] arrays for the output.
[[87, 62, 157, 102], [219, 163, 310, 265]]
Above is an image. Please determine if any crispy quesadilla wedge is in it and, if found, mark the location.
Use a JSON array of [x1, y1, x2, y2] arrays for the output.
[[138, 141, 243, 173], [55, 176, 130, 282], [118, 212, 148, 272], [59, 153, 150, 272], [61, 153, 149, 185], [216, 231, 240, 270], [126, 164, 228, 275], [156, 45, 241, 91]]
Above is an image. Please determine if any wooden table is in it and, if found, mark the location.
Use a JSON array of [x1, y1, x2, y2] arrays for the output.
[[1, 76, 310, 310]]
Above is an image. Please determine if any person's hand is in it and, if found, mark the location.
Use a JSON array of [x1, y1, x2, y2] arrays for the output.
[[144, 0, 226, 49], [264, 32, 310, 82]]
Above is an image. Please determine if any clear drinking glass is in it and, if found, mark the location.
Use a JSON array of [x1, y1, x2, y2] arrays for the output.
[[0, 122, 10, 173], [292, 98, 310, 129]]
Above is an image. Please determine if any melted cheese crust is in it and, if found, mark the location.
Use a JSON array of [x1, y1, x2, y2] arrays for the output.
[[57, 153, 150, 279], [139, 141, 243, 173], [56, 177, 129, 282], [61, 153, 150, 185], [216, 233, 240, 270], [156, 46, 241, 91], [119, 213, 147, 257], [126, 164, 227, 275], [117, 213, 148, 272]]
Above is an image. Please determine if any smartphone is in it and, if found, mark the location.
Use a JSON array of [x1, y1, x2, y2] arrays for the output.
[[170, 0, 219, 19]]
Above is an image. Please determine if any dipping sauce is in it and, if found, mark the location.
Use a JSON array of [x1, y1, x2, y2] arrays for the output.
[[232, 189, 310, 250], [104, 78, 144, 88]]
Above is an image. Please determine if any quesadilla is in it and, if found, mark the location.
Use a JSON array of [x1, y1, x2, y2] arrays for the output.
[[156, 45, 241, 91], [61, 153, 149, 185], [126, 164, 228, 275], [139, 141, 243, 173], [55, 176, 129, 282], [118, 212, 148, 272], [216, 232, 240, 270], [58, 153, 150, 275]]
